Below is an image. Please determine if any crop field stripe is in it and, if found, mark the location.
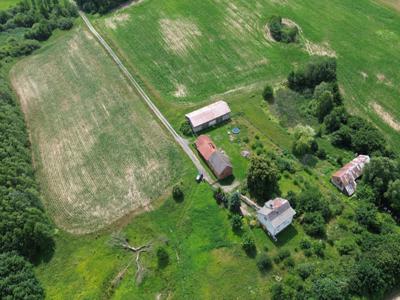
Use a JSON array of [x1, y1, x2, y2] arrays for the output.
[[79, 11, 212, 182]]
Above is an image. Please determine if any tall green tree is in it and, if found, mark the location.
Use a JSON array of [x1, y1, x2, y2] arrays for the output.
[[247, 156, 280, 203], [0, 252, 44, 299]]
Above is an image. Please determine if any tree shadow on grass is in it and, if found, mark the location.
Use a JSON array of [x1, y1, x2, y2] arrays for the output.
[[244, 246, 257, 258], [218, 175, 235, 186], [31, 239, 55, 265]]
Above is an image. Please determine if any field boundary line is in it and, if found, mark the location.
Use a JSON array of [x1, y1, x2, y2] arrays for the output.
[[79, 11, 212, 183]]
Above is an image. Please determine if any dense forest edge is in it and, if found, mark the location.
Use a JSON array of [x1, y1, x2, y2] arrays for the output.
[[0, 0, 77, 298]]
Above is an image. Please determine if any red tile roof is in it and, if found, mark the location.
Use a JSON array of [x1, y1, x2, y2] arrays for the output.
[[195, 135, 217, 161]]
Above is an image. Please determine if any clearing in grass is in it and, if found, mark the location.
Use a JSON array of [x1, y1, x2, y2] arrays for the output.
[[10, 27, 187, 234]]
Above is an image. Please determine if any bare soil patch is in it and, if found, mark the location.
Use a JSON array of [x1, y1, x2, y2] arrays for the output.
[[104, 13, 130, 30], [159, 18, 201, 56], [372, 102, 400, 131], [376, 73, 393, 86], [173, 83, 187, 98]]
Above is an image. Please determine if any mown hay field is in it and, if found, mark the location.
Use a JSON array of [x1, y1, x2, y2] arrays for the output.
[[10, 27, 187, 234], [94, 0, 400, 151]]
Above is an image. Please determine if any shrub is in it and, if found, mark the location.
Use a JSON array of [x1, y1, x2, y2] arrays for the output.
[[303, 212, 326, 238], [58, 17, 73, 30], [288, 57, 337, 92], [275, 249, 291, 263], [231, 214, 242, 232], [241, 233, 256, 256], [268, 15, 298, 43], [297, 263, 314, 280], [292, 125, 318, 157], [214, 187, 228, 207], [172, 184, 184, 201], [262, 85, 274, 102], [313, 241, 325, 258], [284, 257, 295, 268], [257, 253, 272, 272], [316, 91, 334, 122], [316, 148, 327, 160], [229, 192, 241, 214], [335, 238, 357, 256], [156, 247, 169, 268], [179, 120, 192, 136], [299, 238, 312, 250], [25, 21, 52, 41]]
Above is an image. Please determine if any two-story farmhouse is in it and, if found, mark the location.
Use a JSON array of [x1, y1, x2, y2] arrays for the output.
[[331, 155, 370, 196], [186, 101, 231, 133], [257, 198, 296, 239], [195, 135, 232, 180]]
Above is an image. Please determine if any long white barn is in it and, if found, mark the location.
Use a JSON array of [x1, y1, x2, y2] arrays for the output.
[[185, 101, 231, 133]]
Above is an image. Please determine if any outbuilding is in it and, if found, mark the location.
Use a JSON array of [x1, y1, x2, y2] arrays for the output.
[[186, 101, 231, 133], [257, 198, 296, 239], [195, 135, 233, 180], [331, 155, 370, 196]]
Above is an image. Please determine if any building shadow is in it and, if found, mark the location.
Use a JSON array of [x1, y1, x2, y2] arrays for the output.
[[218, 175, 235, 186]]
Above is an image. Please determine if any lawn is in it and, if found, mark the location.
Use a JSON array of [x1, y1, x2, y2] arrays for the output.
[[0, 0, 18, 10], [94, 0, 400, 152], [35, 174, 313, 299], [10, 27, 188, 234]]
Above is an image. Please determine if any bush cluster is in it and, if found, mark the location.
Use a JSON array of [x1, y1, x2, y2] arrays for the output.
[[268, 15, 298, 43], [0, 0, 77, 59], [76, 0, 128, 14]]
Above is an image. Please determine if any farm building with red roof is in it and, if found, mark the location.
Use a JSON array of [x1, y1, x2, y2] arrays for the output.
[[331, 155, 370, 196], [195, 135, 233, 180]]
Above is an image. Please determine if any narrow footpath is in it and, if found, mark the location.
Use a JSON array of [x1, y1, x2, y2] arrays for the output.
[[79, 12, 212, 183]]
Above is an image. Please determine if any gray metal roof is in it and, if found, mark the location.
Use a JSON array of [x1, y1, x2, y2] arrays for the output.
[[258, 198, 296, 229], [185, 101, 231, 128], [208, 151, 232, 176]]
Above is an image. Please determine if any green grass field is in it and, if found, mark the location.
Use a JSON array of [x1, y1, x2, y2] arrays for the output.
[[10, 27, 188, 234], [35, 173, 324, 299], [5, 0, 398, 298], [94, 0, 400, 153], [0, 0, 18, 10]]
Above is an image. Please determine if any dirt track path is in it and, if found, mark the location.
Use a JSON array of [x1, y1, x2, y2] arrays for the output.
[[79, 11, 212, 183]]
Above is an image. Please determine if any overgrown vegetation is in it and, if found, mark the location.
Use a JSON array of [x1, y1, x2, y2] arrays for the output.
[[268, 15, 298, 43], [0, 0, 77, 58], [76, 0, 127, 14]]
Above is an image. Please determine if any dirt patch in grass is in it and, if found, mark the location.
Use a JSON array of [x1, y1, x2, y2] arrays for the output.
[[104, 13, 130, 30], [376, 73, 393, 86], [173, 83, 187, 98], [371, 102, 400, 131], [377, 0, 400, 12], [159, 18, 201, 56]]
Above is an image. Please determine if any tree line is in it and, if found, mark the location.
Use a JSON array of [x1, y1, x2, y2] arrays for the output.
[[0, 1, 77, 298], [76, 0, 128, 14]]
